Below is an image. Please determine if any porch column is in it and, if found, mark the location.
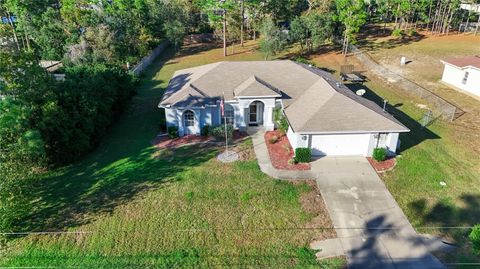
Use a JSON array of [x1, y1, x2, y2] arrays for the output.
[[264, 106, 274, 131], [177, 109, 185, 136], [205, 107, 212, 126], [194, 109, 201, 135], [237, 106, 246, 131]]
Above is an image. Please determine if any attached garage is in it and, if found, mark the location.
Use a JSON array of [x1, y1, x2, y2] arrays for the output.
[[309, 133, 372, 156]]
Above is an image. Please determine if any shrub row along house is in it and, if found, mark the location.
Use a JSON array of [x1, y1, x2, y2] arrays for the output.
[[158, 61, 409, 157]]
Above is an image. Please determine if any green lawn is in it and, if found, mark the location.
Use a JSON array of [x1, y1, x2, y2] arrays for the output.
[[0, 43, 344, 268]]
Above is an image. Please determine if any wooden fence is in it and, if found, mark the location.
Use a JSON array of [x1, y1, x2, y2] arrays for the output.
[[130, 42, 169, 75]]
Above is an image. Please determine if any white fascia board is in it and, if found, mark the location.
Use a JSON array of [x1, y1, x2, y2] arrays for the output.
[[176, 106, 205, 109], [441, 61, 480, 72], [235, 95, 280, 99], [297, 129, 410, 135]]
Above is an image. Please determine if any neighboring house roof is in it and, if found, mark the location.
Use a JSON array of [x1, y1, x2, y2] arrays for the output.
[[159, 60, 409, 134], [39, 60, 63, 72], [441, 56, 480, 70]]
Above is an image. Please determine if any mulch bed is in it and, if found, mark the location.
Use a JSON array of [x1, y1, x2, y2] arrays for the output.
[[264, 130, 310, 171], [367, 157, 397, 173], [152, 131, 249, 149], [152, 135, 212, 149]]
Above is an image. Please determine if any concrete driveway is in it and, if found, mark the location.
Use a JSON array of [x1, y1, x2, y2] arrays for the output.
[[313, 157, 446, 269], [249, 129, 449, 268]]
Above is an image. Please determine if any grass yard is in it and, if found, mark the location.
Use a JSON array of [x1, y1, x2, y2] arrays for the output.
[[302, 37, 480, 265], [0, 43, 344, 268]]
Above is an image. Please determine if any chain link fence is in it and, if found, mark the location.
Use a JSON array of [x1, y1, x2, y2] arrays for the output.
[[349, 44, 464, 121]]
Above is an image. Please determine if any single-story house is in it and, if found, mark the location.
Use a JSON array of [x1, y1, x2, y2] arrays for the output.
[[158, 61, 409, 157], [440, 56, 480, 98]]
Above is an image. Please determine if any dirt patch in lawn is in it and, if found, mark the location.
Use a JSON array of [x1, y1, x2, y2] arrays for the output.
[[292, 180, 336, 240], [265, 131, 310, 170], [367, 157, 397, 173]]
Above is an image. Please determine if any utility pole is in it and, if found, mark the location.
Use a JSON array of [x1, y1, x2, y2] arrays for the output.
[[240, 0, 244, 47], [223, 7, 227, 56]]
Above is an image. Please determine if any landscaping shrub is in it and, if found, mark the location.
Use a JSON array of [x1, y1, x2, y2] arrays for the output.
[[295, 148, 311, 163], [159, 117, 166, 132], [295, 57, 315, 66], [288, 158, 297, 165], [469, 224, 480, 255], [201, 124, 210, 136], [372, 147, 387, 161], [273, 107, 289, 133], [277, 128, 286, 137], [407, 29, 417, 36], [210, 124, 233, 142], [167, 126, 179, 139], [268, 135, 279, 144], [392, 29, 404, 37], [278, 117, 289, 133]]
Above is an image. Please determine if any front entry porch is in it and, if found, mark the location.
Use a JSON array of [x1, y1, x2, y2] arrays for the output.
[[236, 98, 275, 132]]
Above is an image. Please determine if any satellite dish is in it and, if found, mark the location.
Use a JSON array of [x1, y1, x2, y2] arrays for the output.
[[356, 89, 366, 96]]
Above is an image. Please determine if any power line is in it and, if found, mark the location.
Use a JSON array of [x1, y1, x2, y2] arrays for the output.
[[0, 226, 475, 236]]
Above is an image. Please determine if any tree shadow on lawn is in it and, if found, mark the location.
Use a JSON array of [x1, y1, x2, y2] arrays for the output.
[[356, 24, 426, 52], [18, 46, 218, 233], [346, 83, 440, 153], [409, 194, 480, 243], [23, 144, 217, 233]]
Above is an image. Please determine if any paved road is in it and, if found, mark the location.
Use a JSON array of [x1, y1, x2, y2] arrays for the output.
[[313, 157, 446, 269], [248, 129, 447, 269]]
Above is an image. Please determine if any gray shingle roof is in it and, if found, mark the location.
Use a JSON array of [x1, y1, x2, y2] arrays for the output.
[[234, 75, 282, 97], [159, 60, 409, 133]]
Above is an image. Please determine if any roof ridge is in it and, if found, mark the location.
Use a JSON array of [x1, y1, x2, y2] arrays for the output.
[[253, 75, 282, 95], [190, 83, 209, 97]]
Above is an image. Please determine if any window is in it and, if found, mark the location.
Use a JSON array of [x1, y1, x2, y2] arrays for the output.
[[462, 71, 469, 85], [222, 104, 235, 125], [184, 110, 194, 127]]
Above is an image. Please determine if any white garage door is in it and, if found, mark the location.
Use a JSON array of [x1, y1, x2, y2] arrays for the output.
[[310, 134, 371, 156]]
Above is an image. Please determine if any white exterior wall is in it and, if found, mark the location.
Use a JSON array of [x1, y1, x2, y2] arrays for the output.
[[287, 127, 298, 149], [369, 133, 400, 156], [441, 64, 480, 97], [165, 108, 178, 128]]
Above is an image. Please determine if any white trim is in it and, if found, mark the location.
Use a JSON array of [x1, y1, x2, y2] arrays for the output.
[[235, 95, 281, 98], [297, 130, 410, 135], [441, 60, 480, 72]]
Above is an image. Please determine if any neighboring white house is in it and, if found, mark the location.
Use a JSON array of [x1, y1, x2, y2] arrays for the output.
[[440, 56, 480, 98], [158, 61, 409, 157]]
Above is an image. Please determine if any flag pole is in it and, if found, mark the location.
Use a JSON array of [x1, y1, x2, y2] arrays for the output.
[[222, 92, 228, 155]]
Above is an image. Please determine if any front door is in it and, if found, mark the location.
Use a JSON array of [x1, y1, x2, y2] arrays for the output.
[[249, 103, 257, 123]]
